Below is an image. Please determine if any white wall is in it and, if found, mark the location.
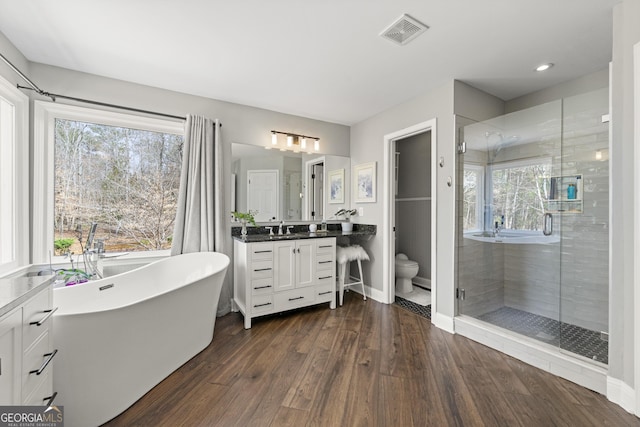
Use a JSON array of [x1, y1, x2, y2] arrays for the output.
[[351, 82, 454, 316], [610, 0, 640, 392], [28, 63, 351, 157]]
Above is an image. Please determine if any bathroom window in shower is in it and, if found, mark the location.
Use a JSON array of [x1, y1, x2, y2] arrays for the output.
[[489, 158, 551, 231], [462, 164, 484, 232]]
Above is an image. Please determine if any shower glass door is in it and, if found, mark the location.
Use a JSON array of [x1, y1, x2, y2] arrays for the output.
[[456, 88, 609, 365]]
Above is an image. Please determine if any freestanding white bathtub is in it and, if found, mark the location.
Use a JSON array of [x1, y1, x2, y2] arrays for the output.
[[52, 252, 230, 427]]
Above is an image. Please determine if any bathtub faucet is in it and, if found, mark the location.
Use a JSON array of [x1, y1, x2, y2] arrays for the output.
[[494, 215, 505, 236]]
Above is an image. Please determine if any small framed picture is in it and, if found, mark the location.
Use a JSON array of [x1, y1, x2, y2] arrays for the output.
[[354, 162, 376, 203], [328, 169, 345, 204]]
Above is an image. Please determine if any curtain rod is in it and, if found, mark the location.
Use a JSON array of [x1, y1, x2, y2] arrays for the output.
[[1, 52, 186, 121]]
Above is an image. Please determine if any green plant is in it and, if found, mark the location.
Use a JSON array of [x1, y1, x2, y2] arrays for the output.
[[54, 238, 76, 254], [231, 210, 257, 226], [335, 208, 357, 220]]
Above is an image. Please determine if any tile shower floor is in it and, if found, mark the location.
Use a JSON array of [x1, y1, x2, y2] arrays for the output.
[[478, 306, 608, 365]]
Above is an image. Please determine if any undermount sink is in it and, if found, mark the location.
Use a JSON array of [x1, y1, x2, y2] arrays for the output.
[[269, 233, 305, 240]]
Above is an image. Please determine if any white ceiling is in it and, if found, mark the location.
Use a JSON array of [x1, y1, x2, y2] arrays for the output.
[[0, 0, 618, 125]]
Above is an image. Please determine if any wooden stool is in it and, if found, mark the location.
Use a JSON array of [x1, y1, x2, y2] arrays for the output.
[[336, 245, 369, 306]]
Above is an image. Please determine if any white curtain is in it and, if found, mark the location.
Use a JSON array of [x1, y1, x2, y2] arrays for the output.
[[171, 114, 232, 316]]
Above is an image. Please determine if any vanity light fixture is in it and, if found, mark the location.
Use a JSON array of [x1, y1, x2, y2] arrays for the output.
[[269, 130, 320, 153], [535, 63, 554, 72]]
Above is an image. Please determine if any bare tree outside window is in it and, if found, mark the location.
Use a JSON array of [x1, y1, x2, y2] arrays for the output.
[[491, 163, 550, 231], [54, 119, 183, 254]]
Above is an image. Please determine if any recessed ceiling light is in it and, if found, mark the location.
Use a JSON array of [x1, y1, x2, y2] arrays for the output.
[[535, 63, 554, 72]]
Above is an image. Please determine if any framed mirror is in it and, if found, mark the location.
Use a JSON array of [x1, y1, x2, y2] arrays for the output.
[[232, 143, 350, 222]]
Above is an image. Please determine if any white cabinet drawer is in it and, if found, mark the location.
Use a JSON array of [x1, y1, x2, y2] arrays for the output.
[[23, 369, 52, 406], [316, 283, 335, 303], [251, 278, 274, 295], [316, 273, 335, 287], [317, 241, 335, 253], [274, 287, 315, 311], [251, 260, 274, 279], [22, 330, 54, 400], [316, 253, 335, 272], [251, 243, 274, 261], [23, 287, 53, 350], [250, 295, 274, 314]]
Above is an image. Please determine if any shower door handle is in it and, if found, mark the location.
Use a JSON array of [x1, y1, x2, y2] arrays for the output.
[[543, 213, 553, 236]]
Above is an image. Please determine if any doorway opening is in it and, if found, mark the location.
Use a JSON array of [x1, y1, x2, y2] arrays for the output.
[[383, 119, 437, 319], [305, 158, 325, 221]]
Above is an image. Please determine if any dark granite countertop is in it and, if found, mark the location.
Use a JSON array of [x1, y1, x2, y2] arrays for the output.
[[232, 223, 376, 243], [0, 274, 55, 318]]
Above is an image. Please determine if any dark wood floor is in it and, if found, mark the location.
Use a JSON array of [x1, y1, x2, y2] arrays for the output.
[[104, 292, 640, 427]]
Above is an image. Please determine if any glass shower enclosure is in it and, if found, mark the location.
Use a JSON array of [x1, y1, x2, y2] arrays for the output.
[[456, 88, 609, 365]]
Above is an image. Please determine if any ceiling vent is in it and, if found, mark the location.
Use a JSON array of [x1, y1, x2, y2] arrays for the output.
[[380, 14, 429, 46]]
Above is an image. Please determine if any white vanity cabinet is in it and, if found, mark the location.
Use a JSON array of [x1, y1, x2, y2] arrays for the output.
[[0, 285, 56, 405], [234, 237, 336, 329]]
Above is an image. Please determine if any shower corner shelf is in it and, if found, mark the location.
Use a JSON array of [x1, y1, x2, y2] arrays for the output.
[[545, 175, 583, 214]]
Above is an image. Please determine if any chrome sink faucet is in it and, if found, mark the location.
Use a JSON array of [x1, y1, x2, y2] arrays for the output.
[[278, 220, 284, 235]]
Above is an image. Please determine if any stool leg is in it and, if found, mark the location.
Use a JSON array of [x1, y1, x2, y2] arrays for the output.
[[339, 262, 347, 306], [357, 259, 366, 301]]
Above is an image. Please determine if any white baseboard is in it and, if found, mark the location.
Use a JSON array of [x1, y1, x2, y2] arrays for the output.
[[433, 312, 455, 334], [413, 276, 431, 289], [607, 377, 637, 415]]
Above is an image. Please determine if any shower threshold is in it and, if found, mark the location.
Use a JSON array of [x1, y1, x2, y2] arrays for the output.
[[477, 306, 608, 365]]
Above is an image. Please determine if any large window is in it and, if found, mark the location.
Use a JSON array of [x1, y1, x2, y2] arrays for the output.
[[0, 76, 28, 274], [53, 119, 183, 255], [490, 158, 551, 231], [34, 102, 184, 262]]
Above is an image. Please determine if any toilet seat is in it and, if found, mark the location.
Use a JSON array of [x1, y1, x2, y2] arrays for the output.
[[396, 259, 418, 268]]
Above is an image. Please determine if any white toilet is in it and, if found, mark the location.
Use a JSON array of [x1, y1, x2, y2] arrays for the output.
[[395, 253, 419, 293]]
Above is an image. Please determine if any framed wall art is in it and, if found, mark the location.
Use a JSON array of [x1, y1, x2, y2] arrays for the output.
[[354, 161, 376, 203], [328, 168, 345, 204]]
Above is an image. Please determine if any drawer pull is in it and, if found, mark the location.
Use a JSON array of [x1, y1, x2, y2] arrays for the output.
[[319, 276, 333, 280], [253, 285, 272, 290], [30, 307, 58, 326], [254, 250, 272, 253], [319, 245, 333, 248], [319, 260, 332, 264], [253, 268, 272, 272], [43, 391, 58, 407], [318, 291, 332, 296], [288, 296, 304, 301], [30, 349, 58, 375], [254, 302, 272, 308]]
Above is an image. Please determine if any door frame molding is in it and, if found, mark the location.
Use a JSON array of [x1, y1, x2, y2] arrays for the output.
[[383, 119, 437, 316], [304, 156, 325, 220]]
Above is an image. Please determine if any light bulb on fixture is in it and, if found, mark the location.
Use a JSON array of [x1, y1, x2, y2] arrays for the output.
[[595, 149, 603, 160], [314, 139, 320, 151], [300, 137, 307, 150], [287, 135, 293, 147], [271, 132, 278, 146]]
